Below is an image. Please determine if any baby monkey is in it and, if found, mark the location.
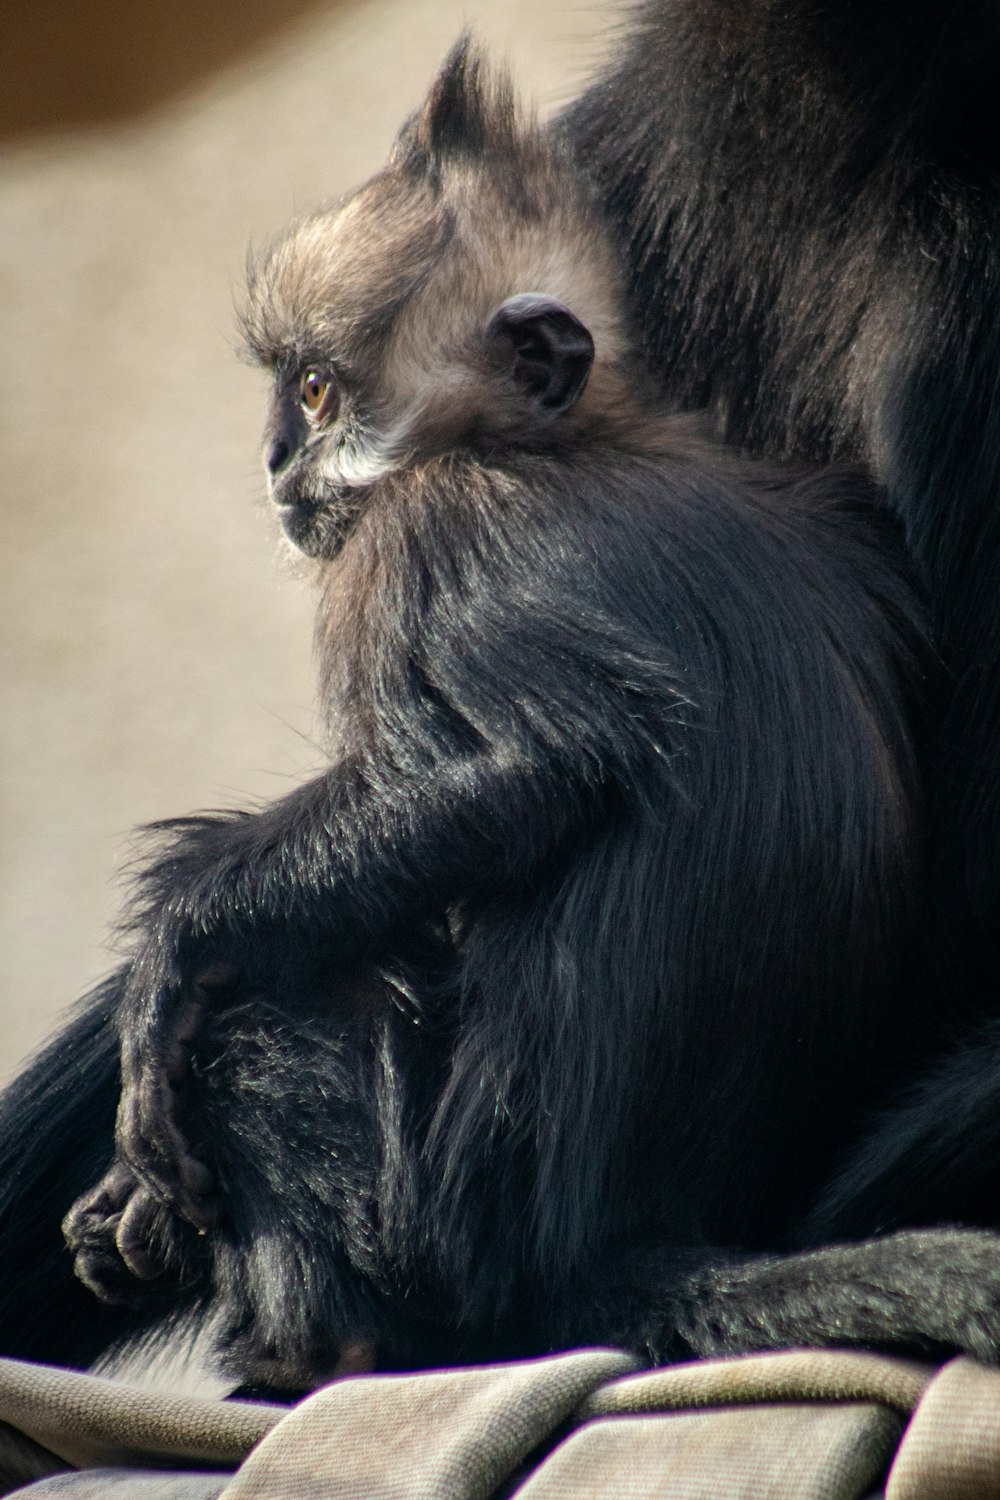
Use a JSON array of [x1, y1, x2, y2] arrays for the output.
[[64, 43, 1000, 1392]]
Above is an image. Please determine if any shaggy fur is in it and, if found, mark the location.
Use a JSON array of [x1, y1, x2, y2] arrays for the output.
[[561, 0, 1000, 1031], [556, 0, 1000, 1243], [0, 20, 999, 1390]]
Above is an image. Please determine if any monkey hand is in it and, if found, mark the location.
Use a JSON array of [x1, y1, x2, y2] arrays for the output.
[[62, 1159, 205, 1308], [113, 800, 329, 1229], [116, 924, 242, 1233]]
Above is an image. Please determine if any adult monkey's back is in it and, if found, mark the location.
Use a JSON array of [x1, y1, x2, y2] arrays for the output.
[[0, 0, 994, 1374], [563, 0, 1000, 1042]]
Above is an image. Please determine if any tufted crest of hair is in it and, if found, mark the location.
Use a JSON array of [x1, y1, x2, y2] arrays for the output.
[[391, 33, 536, 177], [240, 37, 631, 450]]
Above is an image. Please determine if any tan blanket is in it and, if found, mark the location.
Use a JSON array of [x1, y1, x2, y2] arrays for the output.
[[1, 1347, 997, 1499]]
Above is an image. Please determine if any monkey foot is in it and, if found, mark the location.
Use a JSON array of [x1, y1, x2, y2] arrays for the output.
[[63, 1160, 199, 1308]]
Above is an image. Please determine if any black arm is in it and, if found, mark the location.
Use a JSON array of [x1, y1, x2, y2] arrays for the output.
[[0, 974, 202, 1368]]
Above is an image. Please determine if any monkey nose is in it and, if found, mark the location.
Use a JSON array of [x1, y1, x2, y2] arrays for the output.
[[266, 436, 292, 476]]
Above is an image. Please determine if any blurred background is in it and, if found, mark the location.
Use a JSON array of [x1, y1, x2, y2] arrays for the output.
[[0, 0, 610, 1079]]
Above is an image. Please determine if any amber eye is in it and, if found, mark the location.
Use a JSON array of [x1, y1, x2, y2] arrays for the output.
[[299, 368, 337, 422]]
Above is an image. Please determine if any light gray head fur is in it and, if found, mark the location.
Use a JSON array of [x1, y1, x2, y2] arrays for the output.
[[241, 38, 635, 538]]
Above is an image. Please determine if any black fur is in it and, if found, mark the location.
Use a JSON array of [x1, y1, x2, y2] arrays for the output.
[[2, 14, 1000, 1388], [66, 419, 950, 1387], [804, 1019, 1000, 1244], [559, 0, 1000, 1239], [561, 0, 1000, 1029], [0, 977, 187, 1367]]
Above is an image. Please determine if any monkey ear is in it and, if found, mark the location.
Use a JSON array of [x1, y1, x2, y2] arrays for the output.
[[485, 294, 595, 416]]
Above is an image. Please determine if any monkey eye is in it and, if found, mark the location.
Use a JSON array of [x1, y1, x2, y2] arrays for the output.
[[298, 368, 338, 424]]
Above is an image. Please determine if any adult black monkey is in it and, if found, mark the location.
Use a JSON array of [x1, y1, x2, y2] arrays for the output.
[[557, 0, 1000, 1239], [0, 5, 995, 1385], [562, 0, 1000, 1029]]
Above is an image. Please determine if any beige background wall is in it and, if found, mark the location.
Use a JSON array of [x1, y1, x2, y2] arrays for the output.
[[0, 0, 611, 1079]]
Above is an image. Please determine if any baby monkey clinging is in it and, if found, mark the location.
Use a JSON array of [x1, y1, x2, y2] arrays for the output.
[[65, 43, 997, 1394]]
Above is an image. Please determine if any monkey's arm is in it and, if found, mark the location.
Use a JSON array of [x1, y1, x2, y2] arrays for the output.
[[0, 972, 208, 1367], [115, 765, 581, 1201]]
